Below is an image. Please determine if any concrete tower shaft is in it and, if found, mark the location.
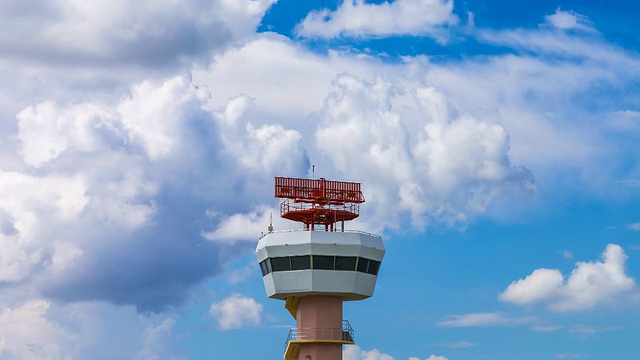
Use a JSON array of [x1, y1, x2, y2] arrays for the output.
[[295, 296, 343, 360]]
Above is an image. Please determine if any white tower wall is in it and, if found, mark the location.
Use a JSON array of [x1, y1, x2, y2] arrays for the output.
[[256, 230, 385, 301]]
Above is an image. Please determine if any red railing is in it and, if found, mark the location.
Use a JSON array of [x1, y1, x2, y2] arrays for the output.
[[280, 199, 359, 216], [275, 177, 364, 228], [275, 177, 364, 204]]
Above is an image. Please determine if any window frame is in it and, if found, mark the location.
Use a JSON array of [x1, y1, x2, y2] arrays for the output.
[[335, 256, 357, 271], [312, 255, 335, 270], [270, 256, 292, 272], [290, 255, 311, 270], [260, 256, 382, 276]]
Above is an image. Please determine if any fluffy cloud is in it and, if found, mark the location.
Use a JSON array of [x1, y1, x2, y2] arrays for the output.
[[16, 76, 212, 166], [426, 356, 448, 360], [192, 33, 395, 117], [0, 0, 275, 68], [197, 24, 640, 211], [213, 94, 308, 176], [116, 77, 212, 159], [0, 300, 73, 359], [0, 0, 278, 135], [0, 171, 88, 282], [428, 64, 594, 173], [428, 13, 640, 183], [315, 74, 533, 228], [2, 4, 640, 359], [0, 300, 181, 360], [499, 244, 637, 311], [500, 269, 565, 305], [343, 345, 395, 360], [209, 294, 263, 330], [195, 35, 536, 231], [296, 0, 457, 40], [203, 206, 292, 244], [10, 77, 218, 311], [0, 2, 290, 351], [2, 75, 308, 312]]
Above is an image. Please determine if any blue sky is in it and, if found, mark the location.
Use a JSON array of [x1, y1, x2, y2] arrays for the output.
[[0, 0, 639, 359]]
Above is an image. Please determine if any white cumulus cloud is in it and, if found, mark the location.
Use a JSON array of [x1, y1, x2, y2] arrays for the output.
[[0, 172, 88, 282], [499, 244, 637, 311], [209, 294, 263, 330], [0, 0, 276, 68], [0, 300, 181, 360], [213, 94, 308, 177], [1, 4, 640, 358], [2, 74, 309, 312], [344, 345, 395, 360], [0, 300, 74, 359], [117, 77, 211, 159], [315, 74, 533, 229], [203, 206, 292, 244], [297, 0, 457, 41]]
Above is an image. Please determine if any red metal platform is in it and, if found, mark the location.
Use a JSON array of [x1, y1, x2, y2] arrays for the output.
[[275, 177, 365, 230]]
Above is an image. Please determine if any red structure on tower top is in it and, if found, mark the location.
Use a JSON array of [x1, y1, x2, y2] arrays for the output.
[[275, 176, 364, 231]]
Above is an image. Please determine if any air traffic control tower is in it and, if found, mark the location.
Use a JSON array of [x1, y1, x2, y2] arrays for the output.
[[256, 177, 385, 360]]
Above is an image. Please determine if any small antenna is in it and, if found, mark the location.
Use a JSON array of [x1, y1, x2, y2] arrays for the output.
[[312, 165, 315, 180], [268, 212, 274, 233]]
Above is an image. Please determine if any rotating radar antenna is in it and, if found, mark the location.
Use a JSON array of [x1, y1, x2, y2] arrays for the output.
[[274, 176, 364, 231]]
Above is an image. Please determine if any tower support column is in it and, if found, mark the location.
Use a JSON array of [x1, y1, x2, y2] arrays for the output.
[[296, 295, 343, 360]]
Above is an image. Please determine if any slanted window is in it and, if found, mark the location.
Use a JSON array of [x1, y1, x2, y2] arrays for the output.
[[313, 255, 334, 270], [367, 260, 381, 275], [270, 257, 291, 272], [263, 256, 381, 275], [259, 260, 270, 276], [335, 256, 357, 271], [291, 255, 311, 270], [356, 258, 369, 273]]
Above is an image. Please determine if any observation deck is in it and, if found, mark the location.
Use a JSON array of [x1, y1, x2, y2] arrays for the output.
[[283, 320, 355, 360]]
